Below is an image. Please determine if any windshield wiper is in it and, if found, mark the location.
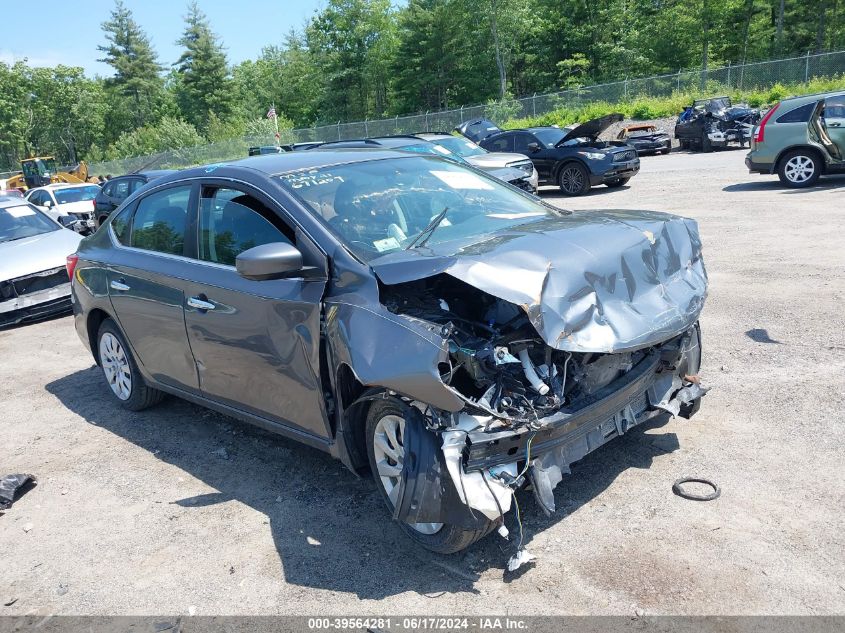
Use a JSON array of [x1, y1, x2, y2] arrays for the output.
[[405, 206, 449, 250]]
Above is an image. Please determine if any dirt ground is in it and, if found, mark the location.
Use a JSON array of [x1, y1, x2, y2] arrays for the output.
[[1, 149, 844, 616]]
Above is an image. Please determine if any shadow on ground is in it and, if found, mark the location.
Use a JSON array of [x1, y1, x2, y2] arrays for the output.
[[723, 174, 845, 193], [46, 366, 677, 598]]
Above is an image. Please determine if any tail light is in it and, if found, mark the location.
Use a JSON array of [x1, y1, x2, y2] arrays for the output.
[[754, 103, 780, 143], [66, 254, 79, 281]]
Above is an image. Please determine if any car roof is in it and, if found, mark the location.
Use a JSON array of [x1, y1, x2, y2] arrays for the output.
[[317, 136, 430, 149], [181, 149, 431, 177], [779, 89, 845, 105], [415, 133, 455, 141]]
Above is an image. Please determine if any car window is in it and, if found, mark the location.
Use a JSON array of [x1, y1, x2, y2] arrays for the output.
[[102, 182, 114, 196], [777, 102, 817, 123], [129, 185, 191, 255], [0, 204, 59, 243], [823, 94, 845, 120], [128, 178, 147, 194], [513, 133, 537, 153], [110, 180, 131, 199], [198, 187, 293, 267], [110, 204, 133, 245], [485, 135, 513, 152], [27, 191, 43, 206], [279, 155, 560, 262], [54, 185, 100, 204]]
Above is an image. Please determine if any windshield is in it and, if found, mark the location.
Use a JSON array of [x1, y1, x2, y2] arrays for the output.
[[0, 204, 59, 243], [532, 128, 566, 148], [278, 156, 561, 262], [430, 136, 487, 157], [54, 185, 100, 204]]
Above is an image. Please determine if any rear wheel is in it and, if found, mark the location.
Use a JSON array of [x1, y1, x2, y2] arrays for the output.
[[700, 132, 713, 153], [365, 398, 495, 554], [777, 149, 822, 188], [97, 319, 165, 411], [557, 162, 591, 196]]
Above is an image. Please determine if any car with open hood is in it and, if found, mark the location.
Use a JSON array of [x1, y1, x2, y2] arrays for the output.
[[460, 115, 640, 196], [1, 196, 83, 327], [617, 124, 672, 155], [70, 150, 708, 554]]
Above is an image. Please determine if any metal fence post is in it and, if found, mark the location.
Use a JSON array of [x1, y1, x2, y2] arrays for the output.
[[460, 105, 463, 123], [425, 111, 430, 132], [677, 69, 681, 91], [805, 51, 810, 82], [364, 118, 368, 136], [532, 93, 537, 117], [337, 121, 341, 141], [624, 78, 628, 99], [727, 61, 731, 87]]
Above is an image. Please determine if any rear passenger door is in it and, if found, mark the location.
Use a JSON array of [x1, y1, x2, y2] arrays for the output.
[[822, 94, 845, 161], [180, 182, 332, 440], [106, 184, 200, 392]]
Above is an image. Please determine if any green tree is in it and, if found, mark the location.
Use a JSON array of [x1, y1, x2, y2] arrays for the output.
[[173, 1, 233, 132], [97, 0, 163, 129]]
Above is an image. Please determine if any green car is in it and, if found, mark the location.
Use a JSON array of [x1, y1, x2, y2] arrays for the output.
[[746, 90, 845, 187]]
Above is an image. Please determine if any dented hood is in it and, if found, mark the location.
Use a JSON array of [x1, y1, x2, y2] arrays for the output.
[[370, 209, 707, 353]]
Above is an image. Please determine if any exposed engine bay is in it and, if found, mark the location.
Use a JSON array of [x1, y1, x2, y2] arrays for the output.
[[381, 274, 700, 427]]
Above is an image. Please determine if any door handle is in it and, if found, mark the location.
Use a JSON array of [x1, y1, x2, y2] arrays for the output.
[[187, 296, 216, 311], [829, 122, 842, 127], [110, 279, 130, 292]]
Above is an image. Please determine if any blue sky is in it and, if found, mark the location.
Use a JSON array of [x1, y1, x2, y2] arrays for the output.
[[0, 0, 324, 76]]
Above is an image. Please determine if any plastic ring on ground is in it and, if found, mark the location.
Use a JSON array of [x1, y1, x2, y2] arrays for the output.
[[672, 477, 721, 501]]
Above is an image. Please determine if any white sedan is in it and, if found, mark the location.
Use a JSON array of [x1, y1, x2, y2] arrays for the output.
[[25, 183, 101, 234]]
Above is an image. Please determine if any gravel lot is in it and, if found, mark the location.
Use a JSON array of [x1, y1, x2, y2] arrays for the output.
[[1, 149, 844, 616]]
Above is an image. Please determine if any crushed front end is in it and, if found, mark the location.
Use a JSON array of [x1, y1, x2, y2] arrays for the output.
[[365, 209, 710, 529]]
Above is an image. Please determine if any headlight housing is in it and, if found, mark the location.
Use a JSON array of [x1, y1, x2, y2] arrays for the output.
[[580, 151, 607, 160], [506, 160, 534, 176]]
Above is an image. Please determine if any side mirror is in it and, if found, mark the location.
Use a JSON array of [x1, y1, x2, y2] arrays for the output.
[[527, 142, 540, 152], [43, 200, 53, 208], [236, 242, 303, 281]]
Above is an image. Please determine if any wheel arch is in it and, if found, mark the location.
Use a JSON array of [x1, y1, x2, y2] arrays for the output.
[[86, 307, 113, 365], [552, 157, 590, 181], [774, 144, 827, 175]]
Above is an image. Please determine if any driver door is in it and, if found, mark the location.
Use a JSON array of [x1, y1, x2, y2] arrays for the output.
[[180, 182, 332, 441]]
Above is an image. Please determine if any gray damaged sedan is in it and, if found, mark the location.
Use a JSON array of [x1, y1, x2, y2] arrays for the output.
[[71, 150, 708, 553]]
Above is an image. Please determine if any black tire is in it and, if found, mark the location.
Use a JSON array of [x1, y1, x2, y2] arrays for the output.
[[557, 162, 591, 196], [700, 132, 713, 153], [660, 145, 671, 155], [777, 149, 822, 188], [97, 215, 109, 228], [365, 397, 495, 554], [605, 178, 630, 188], [679, 139, 690, 150], [96, 318, 165, 411]]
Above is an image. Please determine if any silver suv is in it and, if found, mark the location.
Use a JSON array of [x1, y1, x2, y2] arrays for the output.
[[415, 133, 539, 193]]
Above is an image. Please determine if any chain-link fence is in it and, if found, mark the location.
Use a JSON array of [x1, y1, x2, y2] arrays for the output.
[[90, 49, 845, 176]]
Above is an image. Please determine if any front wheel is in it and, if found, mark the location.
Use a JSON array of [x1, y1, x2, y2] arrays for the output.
[[365, 398, 495, 554], [700, 132, 713, 153], [777, 150, 821, 188], [97, 318, 165, 411], [557, 163, 591, 196]]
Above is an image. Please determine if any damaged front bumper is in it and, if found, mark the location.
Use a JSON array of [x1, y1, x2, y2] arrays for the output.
[[393, 325, 706, 527]]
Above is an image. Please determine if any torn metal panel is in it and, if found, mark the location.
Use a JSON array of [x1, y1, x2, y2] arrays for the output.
[[369, 209, 708, 354]]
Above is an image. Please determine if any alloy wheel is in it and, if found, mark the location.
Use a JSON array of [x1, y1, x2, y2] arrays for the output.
[[560, 166, 585, 194], [784, 155, 815, 184], [99, 332, 132, 401], [372, 413, 443, 535]]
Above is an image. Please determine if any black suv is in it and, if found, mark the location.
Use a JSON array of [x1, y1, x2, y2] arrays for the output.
[[93, 170, 177, 227], [459, 115, 640, 196]]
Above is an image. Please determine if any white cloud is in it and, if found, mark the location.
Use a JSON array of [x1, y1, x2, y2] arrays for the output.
[[0, 49, 103, 75]]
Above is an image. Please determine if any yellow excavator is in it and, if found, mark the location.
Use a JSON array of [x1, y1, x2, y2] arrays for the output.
[[5, 156, 100, 191]]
